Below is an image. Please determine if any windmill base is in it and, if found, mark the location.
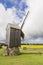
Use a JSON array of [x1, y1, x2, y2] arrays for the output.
[[4, 47, 20, 56]]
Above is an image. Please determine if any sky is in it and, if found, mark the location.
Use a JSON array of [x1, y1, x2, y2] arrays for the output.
[[0, 0, 28, 43], [0, 0, 43, 43], [22, 0, 43, 43]]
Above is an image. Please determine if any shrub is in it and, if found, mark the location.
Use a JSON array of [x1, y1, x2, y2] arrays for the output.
[[23, 47, 27, 50]]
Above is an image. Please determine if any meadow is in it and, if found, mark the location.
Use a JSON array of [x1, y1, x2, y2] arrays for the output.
[[0, 45, 43, 65]]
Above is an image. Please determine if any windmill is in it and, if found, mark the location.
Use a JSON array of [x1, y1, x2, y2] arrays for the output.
[[5, 11, 29, 56]]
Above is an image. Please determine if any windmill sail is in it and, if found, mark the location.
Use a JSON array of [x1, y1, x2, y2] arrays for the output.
[[21, 11, 29, 29], [21, 11, 29, 39]]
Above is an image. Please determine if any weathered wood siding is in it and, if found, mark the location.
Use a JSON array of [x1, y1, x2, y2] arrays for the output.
[[6, 26, 10, 47], [6, 27, 21, 48]]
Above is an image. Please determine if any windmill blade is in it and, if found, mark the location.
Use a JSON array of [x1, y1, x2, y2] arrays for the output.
[[21, 10, 29, 29], [21, 10, 29, 39]]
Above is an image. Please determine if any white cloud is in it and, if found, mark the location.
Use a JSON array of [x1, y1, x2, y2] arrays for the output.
[[0, 3, 21, 42], [22, 0, 43, 43]]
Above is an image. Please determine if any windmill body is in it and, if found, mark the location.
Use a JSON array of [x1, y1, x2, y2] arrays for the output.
[[6, 23, 24, 48], [5, 11, 29, 56]]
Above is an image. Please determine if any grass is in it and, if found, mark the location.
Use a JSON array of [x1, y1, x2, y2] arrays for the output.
[[0, 46, 43, 65]]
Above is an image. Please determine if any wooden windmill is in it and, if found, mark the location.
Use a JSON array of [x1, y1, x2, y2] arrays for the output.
[[5, 11, 29, 56]]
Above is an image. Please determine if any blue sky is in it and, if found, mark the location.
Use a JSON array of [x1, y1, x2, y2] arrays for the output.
[[0, 0, 43, 43], [0, 0, 28, 19]]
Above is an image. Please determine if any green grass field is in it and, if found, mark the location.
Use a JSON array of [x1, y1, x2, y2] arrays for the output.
[[0, 47, 43, 65]]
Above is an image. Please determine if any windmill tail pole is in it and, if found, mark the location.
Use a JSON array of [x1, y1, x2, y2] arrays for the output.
[[21, 11, 29, 29], [21, 11, 29, 39]]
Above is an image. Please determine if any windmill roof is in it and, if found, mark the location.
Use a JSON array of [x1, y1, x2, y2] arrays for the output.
[[6, 23, 21, 30]]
